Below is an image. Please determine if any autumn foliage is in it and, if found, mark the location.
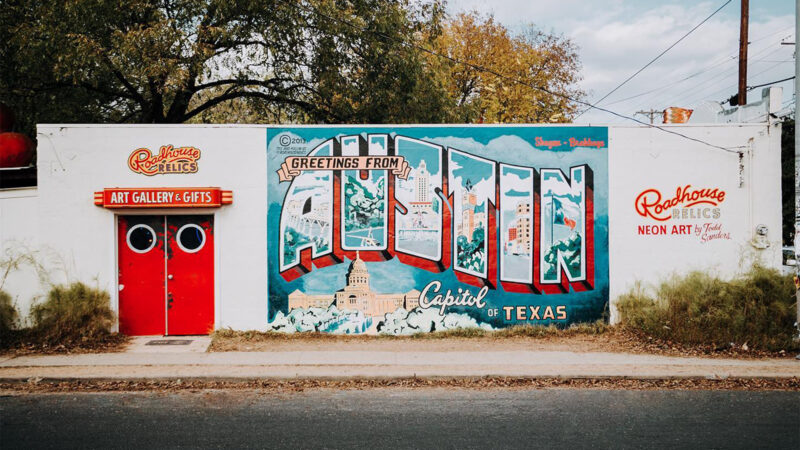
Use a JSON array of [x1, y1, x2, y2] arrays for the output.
[[435, 12, 584, 123]]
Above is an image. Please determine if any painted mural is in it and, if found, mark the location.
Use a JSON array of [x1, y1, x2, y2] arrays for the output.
[[267, 126, 609, 335]]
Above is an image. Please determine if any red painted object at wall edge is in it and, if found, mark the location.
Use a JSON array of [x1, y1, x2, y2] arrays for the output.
[[0, 132, 35, 168]]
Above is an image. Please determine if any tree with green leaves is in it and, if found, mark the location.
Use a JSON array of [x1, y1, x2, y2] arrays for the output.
[[0, 0, 453, 132]]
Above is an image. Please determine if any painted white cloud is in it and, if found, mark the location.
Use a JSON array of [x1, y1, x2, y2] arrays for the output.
[[377, 307, 493, 335], [500, 170, 532, 199], [269, 305, 372, 334]]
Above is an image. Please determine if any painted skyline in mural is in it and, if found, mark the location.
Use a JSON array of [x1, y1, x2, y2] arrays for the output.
[[394, 137, 443, 260], [500, 164, 534, 284]]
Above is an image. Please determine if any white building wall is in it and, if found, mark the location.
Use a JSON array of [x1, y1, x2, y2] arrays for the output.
[[607, 123, 782, 323], [31, 125, 269, 331], [0, 187, 43, 322], [0, 123, 783, 330]]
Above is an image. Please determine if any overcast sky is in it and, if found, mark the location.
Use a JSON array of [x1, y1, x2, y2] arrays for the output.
[[446, 0, 796, 123]]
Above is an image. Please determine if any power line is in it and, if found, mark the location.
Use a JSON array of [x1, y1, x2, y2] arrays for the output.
[[645, 6, 789, 109], [746, 98, 795, 123], [647, 62, 740, 109], [610, 14, 793, 113], [608, 29, 795, 108], [646, 38, 792, 107], [282, 0, 743, 154], [668, 44, 793, 107], [698, 59, 794, 104], [634, 109, 664, 124], [605, 56, 735, 106], [750, 26, 796, 44], [574, 0, 732, 118], [748, 75, 796, 91]]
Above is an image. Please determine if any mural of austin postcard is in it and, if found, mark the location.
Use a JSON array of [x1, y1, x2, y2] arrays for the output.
[[267, 126, 609, 335]]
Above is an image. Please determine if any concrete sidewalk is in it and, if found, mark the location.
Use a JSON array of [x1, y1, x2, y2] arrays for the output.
[[1, 350, 799, 380]]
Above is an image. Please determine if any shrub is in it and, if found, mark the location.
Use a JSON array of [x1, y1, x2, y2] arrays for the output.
[[617, 266, 798, 351], [408, 327, 489, 339], [0, 290, 18, 334], [30, 282, 115, 346], [407, 322, 608, 339]]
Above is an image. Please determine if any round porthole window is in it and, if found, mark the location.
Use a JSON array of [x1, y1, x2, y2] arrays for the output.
[[126, 224, 157, 253], [177, 224, 205, 253]]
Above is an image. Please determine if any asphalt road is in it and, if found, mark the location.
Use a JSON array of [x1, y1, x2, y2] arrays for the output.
[[1, 388, 799, 449]]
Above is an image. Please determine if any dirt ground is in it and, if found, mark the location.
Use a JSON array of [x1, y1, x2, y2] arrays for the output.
[[208, 329, 798, 359], [210, 334, 621, 353], [2, 327, 795, 359], [0, 334, 129, 357]]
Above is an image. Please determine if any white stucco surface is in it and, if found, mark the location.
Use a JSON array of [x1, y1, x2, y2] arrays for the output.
[[16, 125, 268, 331], [607, 124, 782, 322], [0, 123, 782, 330], [0, 187, 42, 322]]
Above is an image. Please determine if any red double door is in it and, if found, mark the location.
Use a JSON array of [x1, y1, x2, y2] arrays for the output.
[[118, 215, 214, 335]]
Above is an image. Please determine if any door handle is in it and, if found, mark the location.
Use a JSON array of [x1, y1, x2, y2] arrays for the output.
[[168, 274, 173, 280]]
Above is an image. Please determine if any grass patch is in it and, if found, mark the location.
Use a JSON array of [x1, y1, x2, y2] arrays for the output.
[[399, 321, 608, 340], [211, 328, 358, 342], [0, 282, 127, 354], [211, 320, 609, 344], [617, 265, 799, 352], [402, 327, 489, 339], [493, 321, 608, 338]]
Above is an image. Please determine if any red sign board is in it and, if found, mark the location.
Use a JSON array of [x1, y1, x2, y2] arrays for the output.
[[94, 187, 232, 208]]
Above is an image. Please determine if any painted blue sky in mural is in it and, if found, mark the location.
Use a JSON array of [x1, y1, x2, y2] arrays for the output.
[[397, 139, 441, 175], [450, 152, 493, 185]]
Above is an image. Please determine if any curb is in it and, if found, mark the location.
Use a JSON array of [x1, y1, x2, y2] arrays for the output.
[[2, 374, 799, 384]]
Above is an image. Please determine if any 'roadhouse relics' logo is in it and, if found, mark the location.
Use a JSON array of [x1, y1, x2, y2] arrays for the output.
[[635, 184, 726, 221], [128, 145, 201, 176]]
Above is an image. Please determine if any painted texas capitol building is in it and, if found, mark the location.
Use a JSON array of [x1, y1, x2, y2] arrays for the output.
[[288, 252, 420, 316], [287, 159, 436, 317]]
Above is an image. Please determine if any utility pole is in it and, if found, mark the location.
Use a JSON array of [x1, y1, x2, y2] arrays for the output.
[[794, 0, 800, 357], [634, 109, 663, 124], [738, 0, 749, 106]]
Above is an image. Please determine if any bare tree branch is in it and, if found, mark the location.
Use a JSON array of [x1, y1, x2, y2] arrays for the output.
[[192, 78, 292, 92], [182, 90, 321, 122]]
